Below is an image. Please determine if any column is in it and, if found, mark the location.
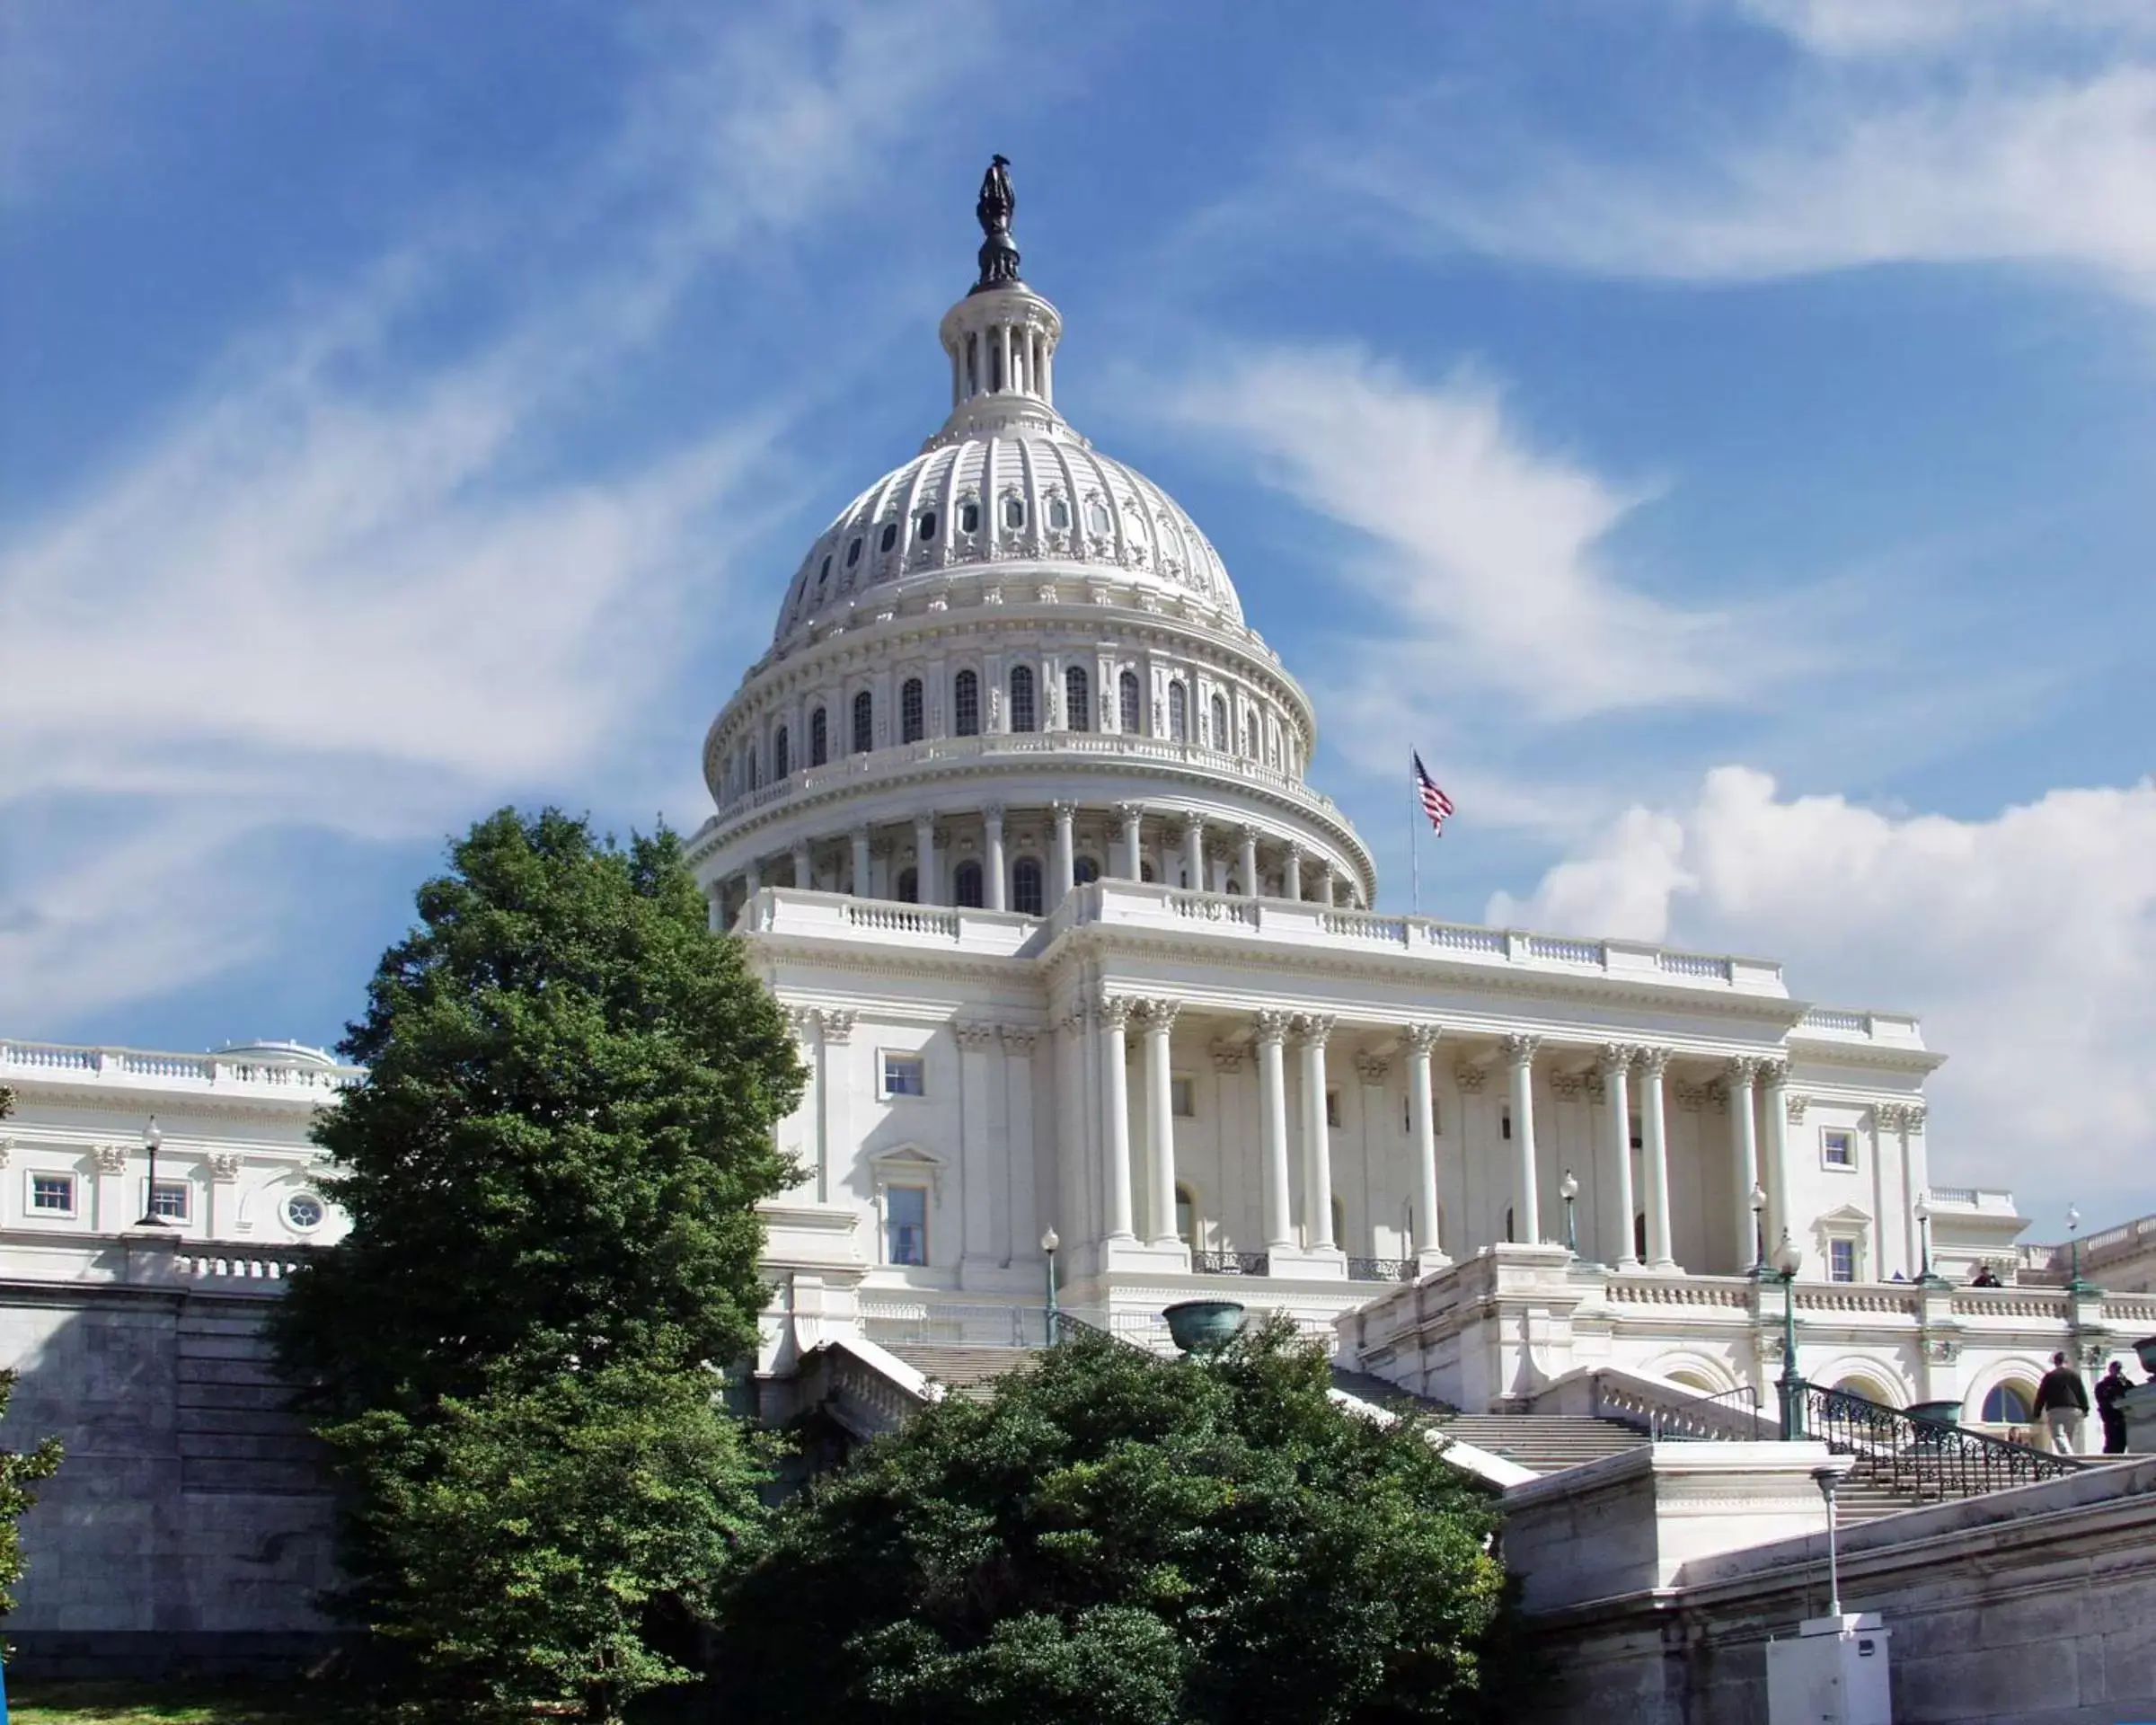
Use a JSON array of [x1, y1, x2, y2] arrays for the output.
[[1504, 1034, 1542, 1245], [1181, 816, 1205, 891], [914, 813, 940, 905], [982, 806, 1007, 911], [1295, 1015, 1338, 1249], [791, 839, 812, 890], [1238, 826, 1259, 898], [1727, 1057, 1763, 1272], [1051, 801, 1077, 902], [1098, 998, 1135, 1241], [818, 1011, 854, 1213], [1208, 849, 1229, 894], [744, 858, 762, 896], [1639, 1048, 1675, 1269], [1318, 859, 1337, 906], [958, 1023, 998, 1268], [850, 826, 871, 898], [1761, 1058, 1792, 1255], [1116, 802, 1144, 881], [1284, 844, 1303, 901], [1600, 1045, 1638, 1268], [1255, 1011, 1294, 1252], [1404, 1025, 1445, 1267], [1142, 1000, 1181, 1248], [1002, 1027, 1038, 1264]]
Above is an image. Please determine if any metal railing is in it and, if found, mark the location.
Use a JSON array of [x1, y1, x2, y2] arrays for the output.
[[1192, 1249, 1270, 1277], [1797, 1381, 2087, 1502], [1347, 1256, 1416, 1284]]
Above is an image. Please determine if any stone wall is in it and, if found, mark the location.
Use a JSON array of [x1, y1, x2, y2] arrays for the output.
[[0, 1250, 340, 1676]]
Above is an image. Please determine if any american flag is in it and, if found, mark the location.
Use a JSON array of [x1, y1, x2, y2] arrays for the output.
[[1413, 753, 1454, 836]]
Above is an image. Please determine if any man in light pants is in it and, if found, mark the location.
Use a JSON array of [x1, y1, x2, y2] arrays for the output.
[[2033, 1351, 2090, 1455]]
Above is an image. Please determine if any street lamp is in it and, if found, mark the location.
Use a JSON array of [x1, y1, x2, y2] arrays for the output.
[[1041, 1226, 1060, 1346], [1748, 1183, 1767, 1276], [2066, 1204, 2086, 1290], [1812, 1465, 1844, 1619], [1771, 1230, 1804, 1439], [135, 1116, 169, 1228], [1559, 1170, 1579, 1255], [1913, 1191, 1936, 1283]]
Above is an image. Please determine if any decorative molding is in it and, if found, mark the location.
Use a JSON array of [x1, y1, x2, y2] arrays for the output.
[[1251, 1009, 1290, 1048], [1598, 1042, 1637, 1078], [1209, 1040, 1246, 1074], [93, 1144, 128, 1173], [1355, 1054, 1390, 1085], [1672, 1081, 1719, 1113], [1725, 1055, 1763, 1087], [955, 1022, 1001, 1052], [208, 1151, 243, 1182], [818, 1009, 857, 1044], [1401, 1022, 1442, 1056], [1290, 1013, 1336, 1048], [1757, 1057, 1790, 1088], [1922, 1338, 1960, 1364], [1584, 1074, 1608, 1103], [1786, 1093, 1810, 1124], [1137, 998, 1183, 1032], [1636, 1046, 1673, 1079], [1548, 1072, 1586, 1101], [998, 1026, 1038, 1057], [1454, 1064, 1489, 1095], [1096, 995, 1136, 1031], [1500, 1032, 1541, 1067]]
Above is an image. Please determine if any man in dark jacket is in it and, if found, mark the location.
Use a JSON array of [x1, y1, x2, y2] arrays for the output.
[[2033, 1352, 2090, 1455], [2094, 1360, 2133, 1455]]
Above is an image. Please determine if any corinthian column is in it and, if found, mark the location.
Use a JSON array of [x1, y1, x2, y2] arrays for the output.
[[1727, 1057, 1763, 1271], [1181, 816, 1206, 891], [1238, 826, 1259, 898], [1051, 801, 1077, 903], [1404, 1024, 1445, 1267], [850, 825, 872, 899], [1284, 843, 1303, 901], [1294, 1015, 1337, 1249], [1115, 802, 1144, 882], [1254, 1011, 1293, 1251], [1503, 1034, 1542, 1244], [1760, 1057, 1791, 1251], [1600, 1045, 1638, 1267], [1639, 1048, 1675, 1269], [1099, 998, 1135, 1241], [1142, 1000, 1183, 1249], [914, 813, 940, 906]]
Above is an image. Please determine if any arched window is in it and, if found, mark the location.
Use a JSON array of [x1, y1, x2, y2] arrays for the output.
[[1176, 1184, 1197, 1248], [1047, 496, 1071, 531], [1210, 694, 1228, 749], [1087, 500, 1111, 535], [773, 726, 790, 780], [953, 861, 984, 908], [845, 536, 862, 568], [897, 867, 919, 904], [1074, 856, 1100, 885], [1981, 1383, 2033, 1424], [817, 553, 831, 592], [1119, 669, 1141, 734], [1243, 710, 1258, 758], [879, 521, 897, 553], [901, 677, 924, 744], [1010, 665, 1037, 733], [1141, 861, 1156, 882], [1003, 494, 1026, 531], [916, 510, 937, 541], [852, 689, 873, 755], [952, 669, 980, 738], [809, 706, 828, 766], [960, 500, 980, 535], [1065, 666, 1091, 732], [1012, 857, 1045, 916], [1168, 681, 1188, 742]]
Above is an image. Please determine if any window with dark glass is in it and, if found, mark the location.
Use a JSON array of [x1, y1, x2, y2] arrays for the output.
[[809, 707, 828, 766], [1210, 694, 1228, 748], [960, 500, 980, 534], [1829, 1239, 1858, 1283], [1003, 495, 1025, 531], [1119, 669, 1141, 734], [1176, 1183, 1197, 1245], [846, 536, 862, 568], [1065, 665, 1091, 731], [30, 1173, 75, 1214], [1243, 711, 1258, 757], [148, 1180, 189, 1222], [1048, 496, 1070, 530], [953, 861, 984, 907], [1012, 858, 1044, 916], [1168, 681, 1188, 742], [1087, 500, 1111, 535], [917, 510, 937, 541], [886, 1184, 928, 1266], [773, 727, 790, 780], [901, 677, 924, 744], [1009, 665, 1036, 732], [817, 553, 831, 589], [879, 521, 897, 553], [897, 867, 919, 903], [1074, 856, 1099, 885], [852, 689, 873, 754], [953, 669, 980, 737]]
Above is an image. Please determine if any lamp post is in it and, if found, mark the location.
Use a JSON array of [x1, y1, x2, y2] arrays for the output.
[[1041, 1227, 1060, 1346], [1748, 1183, 1767, 1276], [1559, 1170, 1579, 1256], [2066, 1204, 2086, 1291], [1913, 1191, 1936, 1284], [1772, 1230, 1804, 1439], [1813, 1465, 1844, 1619], [135, 1115, 169, 1228]]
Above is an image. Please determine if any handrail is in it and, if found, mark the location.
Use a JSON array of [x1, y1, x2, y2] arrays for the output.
[[1346, 1256, 1416, 1284], [1648, 1381, 1762, 1441], [1797, 1380, 2087, 1501], [1192, 1249, 1270, 1277]]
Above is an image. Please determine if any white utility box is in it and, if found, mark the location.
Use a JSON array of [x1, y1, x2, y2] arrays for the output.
[[1766, 1613, 1892, 1725]]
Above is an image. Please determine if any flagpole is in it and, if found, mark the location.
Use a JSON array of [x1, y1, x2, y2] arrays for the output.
[[1409, 747, 1420, 917]]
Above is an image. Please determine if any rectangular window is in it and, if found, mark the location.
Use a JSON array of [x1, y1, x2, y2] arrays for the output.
[[1501, 1107, 1513, 1142], [881, 1054, 926, 1098], [1171, 1076, 1195, 1119], [1829, 1238, 1858, 1283], [30, 1173, 75, 1215], [147, 1180, 190, 1222], [1822, 1128, 1857, 1169], [886, 1186, 928, 1266], [1325, 1089, 1341, 1128]]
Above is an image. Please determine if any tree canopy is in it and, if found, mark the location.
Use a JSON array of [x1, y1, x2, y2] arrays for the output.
[[719, 1321, 1518, 1725]]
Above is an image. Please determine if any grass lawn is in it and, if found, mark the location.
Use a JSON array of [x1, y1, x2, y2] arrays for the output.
[[4, 1682, 366, 1725]]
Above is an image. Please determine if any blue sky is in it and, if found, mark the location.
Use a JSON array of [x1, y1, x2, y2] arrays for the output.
[[4, 0, 2152, 1233]]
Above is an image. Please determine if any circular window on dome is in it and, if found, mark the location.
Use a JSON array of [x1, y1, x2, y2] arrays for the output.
[[285, 1192, 325, 1233], [879, 522, 898, 553]]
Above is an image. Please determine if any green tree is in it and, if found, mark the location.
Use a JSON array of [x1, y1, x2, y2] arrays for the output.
[[720, 1321, 1518, 1725], [326, 1361, 767, 1722], [0, 1075, 65, 1628]]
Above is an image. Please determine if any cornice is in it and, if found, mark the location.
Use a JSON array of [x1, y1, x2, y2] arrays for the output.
[[4, 1080, 330, 1127]]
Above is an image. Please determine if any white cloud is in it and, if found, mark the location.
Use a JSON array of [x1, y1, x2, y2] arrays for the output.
[[1489, 766, 2156, 1218], [1732, 0, 2156, 57]]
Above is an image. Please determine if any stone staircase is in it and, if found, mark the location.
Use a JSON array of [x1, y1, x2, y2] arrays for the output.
[[1438, 1412, 1651, 1475], [886, 1343, 1038, 1398]]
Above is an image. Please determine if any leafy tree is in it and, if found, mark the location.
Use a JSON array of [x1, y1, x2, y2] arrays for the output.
[[274, 809, 804, 1415], [0, 1089, 63, 1625], [719, 1320, 1518, 1725], [326, 1360, 767, 1723]]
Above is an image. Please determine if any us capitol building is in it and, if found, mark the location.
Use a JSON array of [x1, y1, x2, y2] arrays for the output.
[[5, 164, 2150, 1453]]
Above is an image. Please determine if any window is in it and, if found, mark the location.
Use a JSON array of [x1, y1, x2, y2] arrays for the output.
[[897, 868, 919, 904], [917, 510, 937, 541], [1074, 856, 1100, 885], [773, 726, 790, 780], [1140, 861, 1156, 882], [1012, 858, 1045, 916], [286, 1193, 325, 1232], [1010, 665, 1037, 732], [1243, 711, 1258, 757], [146, 1180, 190, 1223], [953, 861, 984, 907], [881, 1054, 926, 1098], [1829, 1238, 1858, 1283], [1047, 496, 1070, 530], [817, 553, 831, 590], [1501, 1108, 1514, 1142], [1087, 500, 1111, 535], [1981, 1383, 2032, 1424], [886, 1185, 928, 1266], [1168, 681, 1188, 742], [852, 689, 873, 754], [846, 535, 862, 568], [953, 669, 980, 737], [1332, 1196, 1348, 1249], [901, 677, 924, 744], [1003, 495, 1026, 531], [1210, 694, 1228, 748], [879, 521, 898, 553], [1171, 1076, 1196, 1118], [809, 707, 828, 766], [1176, 1183, 1197, 1247], [960, 500, 980, 535], [1325, 1089, 1342, 1128], [1119, 670, 1141, 734], [1822, 1128, 1857, 1169], [30, 1173, 75, 1215], [1065, 665, 1091, 732]]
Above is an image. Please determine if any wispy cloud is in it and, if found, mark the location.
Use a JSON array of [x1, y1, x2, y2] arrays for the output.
[[1729, 0, 2156, 58]]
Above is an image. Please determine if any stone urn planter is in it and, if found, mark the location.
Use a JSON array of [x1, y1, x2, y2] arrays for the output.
[[1163, 1298, 1246, 1356]]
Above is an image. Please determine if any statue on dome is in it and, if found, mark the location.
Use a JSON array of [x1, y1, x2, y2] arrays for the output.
[[971, 154, 1022, 293]]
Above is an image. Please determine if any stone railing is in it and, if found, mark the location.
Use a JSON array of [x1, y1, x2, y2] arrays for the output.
[[176, 1251, 309, 1284], [1586, 1372, 1772, 1442], [1794, 1006, 1926, 1046], [0, 1039, 360, 1095], [1605, 1276, 1755, 1310], [859, 1297, 1051, 1350]]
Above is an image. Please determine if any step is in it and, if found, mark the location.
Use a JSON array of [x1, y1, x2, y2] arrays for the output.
[[884, 1344, 1037, 1398]]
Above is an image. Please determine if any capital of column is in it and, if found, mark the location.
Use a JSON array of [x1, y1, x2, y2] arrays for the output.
[[1238, 822, 1259, 844], [1725, 1054, 1763, 1088], [1454, 1063, 1489, 1094], [1401, 1022, 1443, 1056], [1598, 1041, 1638, 1077], [981, 803, 1004, 826], [1290, 1012, 1335, 1048], [1501, 1032, 1542, 1068], [1757, 1057, 1790, 1088], [955, 1022, 1001, 1052], [1251, 1009, 1291, 1048], [1637, 1046, 1673, 1078], [1096, 995, 1135, 1031], [850, 821, 871, 841], [1181, 813, 1205, 839], [817, 1009, 857, 1044], [1139, 997, 1182, 1032], [1051, 800, 1077, 821], [1114, 801, 1145, 827]]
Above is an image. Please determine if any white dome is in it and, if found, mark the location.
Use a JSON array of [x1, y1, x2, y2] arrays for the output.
[[770, 428, 1242, 650]]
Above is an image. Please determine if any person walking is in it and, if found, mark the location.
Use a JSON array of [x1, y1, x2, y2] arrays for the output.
[[2095, 1359, 2133, 1455], [2033, 1351, 2090, 1455]]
